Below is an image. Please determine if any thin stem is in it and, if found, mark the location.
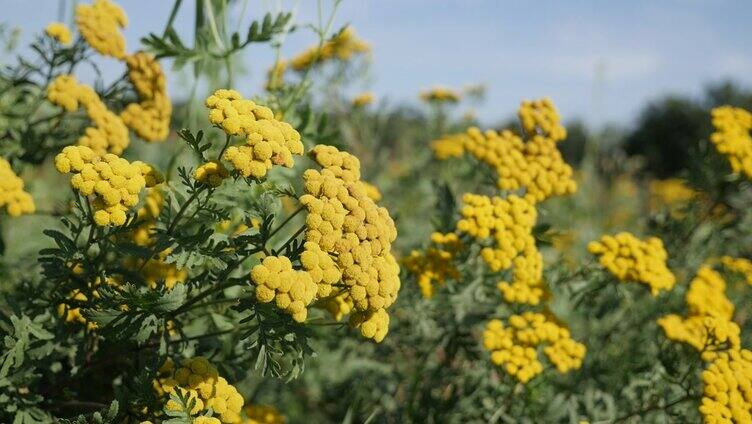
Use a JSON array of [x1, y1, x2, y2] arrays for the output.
[[267, 205, 304, 239], [218, 133, 232, 159], [163, 0, 184, 37]]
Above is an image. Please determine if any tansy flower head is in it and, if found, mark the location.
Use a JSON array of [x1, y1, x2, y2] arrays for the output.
[[518, 97, 567, 142], [588, 232, 676, 295], [243, 404, 285, 424], [48, 75, 130, 155], [658, 265, 740, 361], [251, 255, 318, 323], [456, 194, 546, 305], [0, 158, 35, 217], [432, 99, 576, 203], [648, 178, 695, 211], [403, 232, 462, 298], [45, 22, 72, 45], [299, 145, 400, 341], [205, 89, 303, 178], [710, 105, 752, 179], [352, 92, 374, 108], [698, 349, 752, 423], [721, 256, 752, 285], [194, 161, 230, 188], [289, 26, 370, 72], [75, 0, 128, 59], [483, 312, 586, 383], [155, 357, 244, 423], [265, 60, 287, 91], [121, 52, 172, 142], [54, 145, 160, 226], [420, 86, 461, 104]]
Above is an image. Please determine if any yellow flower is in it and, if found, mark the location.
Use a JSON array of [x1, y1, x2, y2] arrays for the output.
[[48, 75, 130, 155], [243, 404, 285, 424], [194, 161, 230, 188], [155, 357, 244, 424], [45, 22, 72, 45], [205, 89, 303, 179], [658, 265, 740, 361], [403, 232, 462, 298], [710, 105, 752, 179], [300, 145, 401, 341], [289, 26, 370, 72], [432, 99, 575, 203], [420, 86, 461, 103], [0, 158, 35, 217], [588, 232, 676, 295], [699, 349, 752, 423], [457, 194, 546, 305], [300, 145, 400, 341], [721, 256, 752, 286], [75, 0, 128, 59], [518, 97, 567, 141], [54, 146, 160, 226], [265, 60, 287, 91], [251, 255, 318, 322], [352, 92, 374, 108], [648, 178, 695, 211], [121, 52, 172, 142], [483, 312, 586, 383]]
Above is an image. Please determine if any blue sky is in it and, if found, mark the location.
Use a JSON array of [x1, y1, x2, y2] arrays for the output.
[[3, 0, 752, 127]]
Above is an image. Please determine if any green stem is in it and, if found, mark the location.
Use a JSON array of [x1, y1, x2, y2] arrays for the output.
[[267, 205, 304, 239], [163, 0, 184, 37]]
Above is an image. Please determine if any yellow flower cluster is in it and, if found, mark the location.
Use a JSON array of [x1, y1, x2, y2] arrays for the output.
[[710, 105, 752, 179], [482, 312, 586, 383], [141, 251, 187, 290], [420, 86, 461, 103], [721, 256, 752, 286], [75, 0, 128, 59], [300, 145, 400, 342], [321, 293, 354, 322], [194, 161, 230, 188], [251, 255, 318, 322], [289, 26, 370, 72], [243, 404, 285, 424], [403, 232, 462, 298], [699, 349, 752, 423], [0, 158, 35, 217], [352, 92, 375, 108], [264, 60, 287, 91], [300, 242, 342, 298], [648, 178, 695, 211], [658, 266, 740, 361], [54, 145, 161, 226], [57, 273, 120, 330], [121, 52, 172, 142], [58, 290, 98, 330], [48, 75, 130, 155], [456, 194, 546, 304], [205, 89, 303, 179], [431, 99, 576, 203], [155, 357, 244, 423], [587, 232, 676, 295], [131, 187, 163, 246], [518, 98, 567, 141], [45, 22, 72, 45]]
